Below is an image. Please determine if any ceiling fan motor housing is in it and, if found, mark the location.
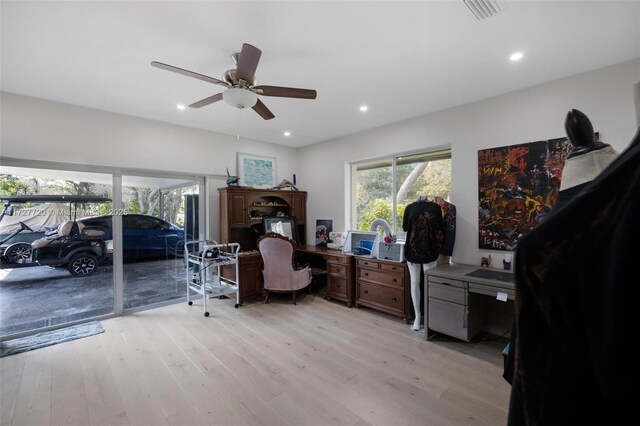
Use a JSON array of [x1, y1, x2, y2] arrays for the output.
[[223, 69, 237, 85]]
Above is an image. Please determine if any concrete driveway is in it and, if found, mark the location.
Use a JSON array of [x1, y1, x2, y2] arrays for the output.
[[0, 258, 188, 337]]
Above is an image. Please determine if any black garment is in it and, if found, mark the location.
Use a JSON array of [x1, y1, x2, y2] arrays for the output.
[[434, 197, 456, 257], [553, 182, 588, 211], [402, 201, 444, 264], [507, 128, 640, 425]]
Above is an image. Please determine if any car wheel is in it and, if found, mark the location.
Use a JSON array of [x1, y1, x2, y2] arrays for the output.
[[4, 243, 32, 264], [67, 253, 99, 276]]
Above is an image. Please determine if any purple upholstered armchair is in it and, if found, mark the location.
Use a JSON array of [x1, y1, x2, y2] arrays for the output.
[[257, 232, 312, 305]]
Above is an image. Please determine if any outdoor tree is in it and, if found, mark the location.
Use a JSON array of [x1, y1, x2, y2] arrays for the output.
[[356, 159, 451, 233]]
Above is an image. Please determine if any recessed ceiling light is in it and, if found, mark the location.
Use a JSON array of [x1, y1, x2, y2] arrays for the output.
[[176, 104, 186, 110], [359, 105, 368, 112], [284, 131, 291, 137], [510, 52, 524, 62]]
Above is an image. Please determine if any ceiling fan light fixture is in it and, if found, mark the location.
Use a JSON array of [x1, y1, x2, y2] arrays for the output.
[[223, 87, 258, 109], [510, 51, 524, 61]]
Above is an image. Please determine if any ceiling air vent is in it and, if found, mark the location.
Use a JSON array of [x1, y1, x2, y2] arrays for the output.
[[463, 0, 501, 20]]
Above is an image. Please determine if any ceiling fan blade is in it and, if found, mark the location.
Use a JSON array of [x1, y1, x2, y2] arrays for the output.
[[151, 61, 230, 87], [189, 93, 223, 108], [254, 85, 317, 99], [235, 43, 262, 84], [252, 99, 275, 120]]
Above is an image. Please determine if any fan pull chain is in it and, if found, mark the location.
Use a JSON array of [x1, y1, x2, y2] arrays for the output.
[[236, 107, 242, 140]]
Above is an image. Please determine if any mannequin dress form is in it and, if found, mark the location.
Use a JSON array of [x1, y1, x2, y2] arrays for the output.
[[403, 196, 445, 331], [556, 109, 618, 209]]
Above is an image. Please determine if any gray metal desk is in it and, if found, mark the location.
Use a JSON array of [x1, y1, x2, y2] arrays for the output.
[[424, 263, 515, 342]]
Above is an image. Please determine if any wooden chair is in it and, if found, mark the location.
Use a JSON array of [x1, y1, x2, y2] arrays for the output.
[[257, 232, 312, 305]]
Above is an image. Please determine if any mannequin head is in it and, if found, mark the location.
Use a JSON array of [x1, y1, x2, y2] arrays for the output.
[[564, 109, 608, 158]]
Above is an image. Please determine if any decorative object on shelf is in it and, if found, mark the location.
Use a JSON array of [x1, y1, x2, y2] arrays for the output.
[[480, 255, 492, 268], [226, 167, 240, 187], [503, 254, 512, 270], [237, 153, 276, 188], [383, 234, 396, 243], [271, 178, 298, 191]]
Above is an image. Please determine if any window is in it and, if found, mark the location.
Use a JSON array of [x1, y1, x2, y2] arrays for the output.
[[353, 149, 451, 239]]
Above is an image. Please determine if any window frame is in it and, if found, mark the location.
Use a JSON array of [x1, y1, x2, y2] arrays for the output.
[[350, 147, 451, 238]]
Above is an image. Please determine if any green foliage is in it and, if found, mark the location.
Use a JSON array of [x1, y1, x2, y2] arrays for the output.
[[0, 174, 30, 197], [355, 158, 451, 235], [358, 199, 392, 232], [0, 174, 194, 225]]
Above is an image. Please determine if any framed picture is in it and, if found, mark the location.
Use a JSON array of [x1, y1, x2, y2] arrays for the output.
[[237, 153, 277, 188], [315, 219, 333, 246], [263, 216, 300, 245]]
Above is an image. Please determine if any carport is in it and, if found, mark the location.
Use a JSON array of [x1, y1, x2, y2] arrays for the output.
[[0, 165, 207, 339]]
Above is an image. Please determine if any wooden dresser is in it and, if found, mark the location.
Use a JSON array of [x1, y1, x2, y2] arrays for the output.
[[325, 252, 355, 307], [355, 258, 411, 323], [294, 245, 355, 307]]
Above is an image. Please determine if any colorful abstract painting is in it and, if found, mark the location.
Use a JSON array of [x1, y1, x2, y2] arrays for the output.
[[478, 137, 573, 251]]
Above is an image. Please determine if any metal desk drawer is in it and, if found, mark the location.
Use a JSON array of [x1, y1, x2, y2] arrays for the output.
[[468, 283, 515, 300], [428, 298, 470, 342], [428, 275, 465, 289], [429, 281, 467, 305]]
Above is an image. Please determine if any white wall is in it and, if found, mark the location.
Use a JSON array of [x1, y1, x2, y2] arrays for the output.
[[297, 59, 640, 267], [2, 59, 638, 262], [0, 92, 298, 239]]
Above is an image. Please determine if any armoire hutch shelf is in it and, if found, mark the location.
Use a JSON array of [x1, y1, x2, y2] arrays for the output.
[[218, 187, 307, 303]]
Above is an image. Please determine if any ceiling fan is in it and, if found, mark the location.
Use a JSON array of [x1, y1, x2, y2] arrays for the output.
[[151, 43, 317, 120]]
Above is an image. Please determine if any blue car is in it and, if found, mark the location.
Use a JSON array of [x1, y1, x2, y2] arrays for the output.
[[78, 214, 185, 261]]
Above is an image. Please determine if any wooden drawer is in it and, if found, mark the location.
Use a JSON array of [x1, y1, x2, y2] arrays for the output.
[[328, 276, 348, 298], [429, 281, 467, 305], [380, 262, 404, 273], [327, 256, 350, 264], [329, 263, 347, 276], [358, 268, 403, 288], [358, 282, 403, 314], [428, 298, 470, 342], [356, 258, 379, 269], [428, 275, 465, 289]]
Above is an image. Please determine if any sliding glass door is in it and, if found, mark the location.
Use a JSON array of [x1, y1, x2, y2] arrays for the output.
[[0, 166, 113, 337], [0, 163, 206, 338], [120, 174, 202, 310]]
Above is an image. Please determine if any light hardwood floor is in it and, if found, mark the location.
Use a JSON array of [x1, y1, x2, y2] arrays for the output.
[[1, 294, 510, 426]]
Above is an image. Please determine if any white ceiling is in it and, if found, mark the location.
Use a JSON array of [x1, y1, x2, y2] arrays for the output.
[[2, 1, 639, 148]]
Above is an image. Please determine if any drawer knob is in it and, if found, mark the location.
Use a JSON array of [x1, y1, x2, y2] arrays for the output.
[[391, 297, 397, 302], [336, 284, 340, 288], [392, 278, 397, 283], [364, 272, 369, 276], [364, 290, 368, 294]]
